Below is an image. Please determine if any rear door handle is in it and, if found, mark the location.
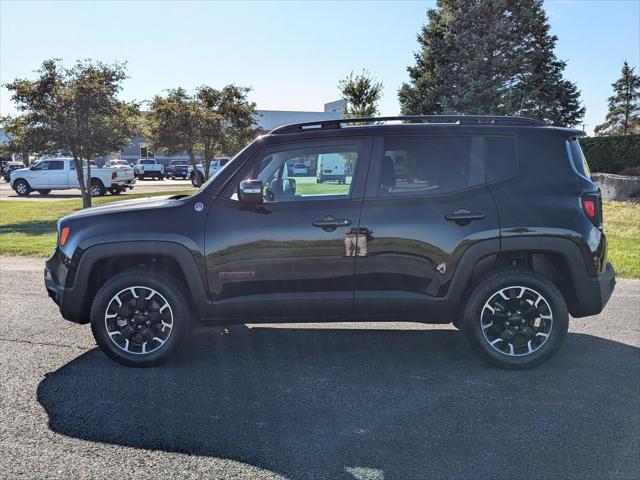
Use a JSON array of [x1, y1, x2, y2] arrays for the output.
[[445, 209, 486, 223], [313, 215, 352, 230]]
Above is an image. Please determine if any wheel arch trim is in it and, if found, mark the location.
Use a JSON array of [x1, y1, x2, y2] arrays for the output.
[[61, 241, 210, 323]]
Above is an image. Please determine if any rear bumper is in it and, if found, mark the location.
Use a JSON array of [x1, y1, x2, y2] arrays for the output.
[[570, 261, 616, 317]]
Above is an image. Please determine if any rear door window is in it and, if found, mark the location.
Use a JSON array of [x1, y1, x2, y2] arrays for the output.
[[49, 160, 64, 170], [377, 135, 484, 196]]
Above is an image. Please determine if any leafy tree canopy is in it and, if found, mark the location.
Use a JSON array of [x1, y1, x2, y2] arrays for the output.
[[147, 85, 256, 181], [399, 0, 585, 126], [338, 70, 383, 118], [3, 59, 139, 207]]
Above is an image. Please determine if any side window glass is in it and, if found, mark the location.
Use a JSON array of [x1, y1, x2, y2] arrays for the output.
[[49, 161, 64, 170], [32, 161, 50, 171], [569, 139, 591, 179], [230, 145, 360, 202], [485, 136, 517, 182], [378, 136, 484, 196]]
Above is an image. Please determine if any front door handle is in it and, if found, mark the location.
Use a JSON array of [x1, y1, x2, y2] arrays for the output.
[[313, 215, 352, 231], [445, 209, 486, 224]]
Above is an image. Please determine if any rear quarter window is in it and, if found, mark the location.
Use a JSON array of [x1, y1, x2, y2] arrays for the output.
[[485, 136, 517, 182], [568, 139, 592, 179]]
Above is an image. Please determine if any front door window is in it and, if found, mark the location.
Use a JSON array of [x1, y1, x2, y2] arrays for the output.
[[230, 145, 360, 203]]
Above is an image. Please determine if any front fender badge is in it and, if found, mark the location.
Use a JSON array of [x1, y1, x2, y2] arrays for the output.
[[194, 202, 204, 212]]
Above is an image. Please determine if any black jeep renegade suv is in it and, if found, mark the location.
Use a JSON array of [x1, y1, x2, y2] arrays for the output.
[[44, 115, 616, 369]]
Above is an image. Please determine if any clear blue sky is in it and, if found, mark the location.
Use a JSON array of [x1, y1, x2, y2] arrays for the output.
[[1, 0, 638, 135]]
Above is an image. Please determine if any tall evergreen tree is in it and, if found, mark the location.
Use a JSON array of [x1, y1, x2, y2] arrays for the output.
[[595, 61, 640, 136], [399, 0, 585, 126]]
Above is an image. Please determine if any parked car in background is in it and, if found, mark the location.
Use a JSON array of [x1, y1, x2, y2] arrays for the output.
[[10, 157, 135, 196], [317, 152, 347, 184], [3, 161, 26, 182], [290, 163, 308, 176], [166, 160, 190, 179], [134, 159, 164, 180], [104, 159, 132, 169], [44, 115, 615, 369], [188, 157, 230, 186]]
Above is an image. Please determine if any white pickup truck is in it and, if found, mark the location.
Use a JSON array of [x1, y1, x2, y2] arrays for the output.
[[133, 159, 164, 180], [187, 157, 230, 186], [10, 158, 135, 197]]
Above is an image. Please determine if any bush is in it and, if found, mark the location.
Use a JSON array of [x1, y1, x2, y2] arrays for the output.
[[579, 135, 640, 174]]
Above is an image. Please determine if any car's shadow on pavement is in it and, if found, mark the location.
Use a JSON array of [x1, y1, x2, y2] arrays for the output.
[[37, 328, 639, 480]]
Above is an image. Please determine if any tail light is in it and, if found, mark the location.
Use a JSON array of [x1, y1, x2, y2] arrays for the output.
[[111, 171, 117, 180], [582, 193, 603, 228]]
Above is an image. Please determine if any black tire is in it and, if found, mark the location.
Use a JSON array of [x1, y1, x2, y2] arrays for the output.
[[139, 173, 145, 180], [37, 189, 51, 195], [108, 187, 123, 195], [159, 174, 164, 180], [90, 179, 106, 197], [462, 270, 568, 370], [191, 173, 203, 187], [90, 269, 191, 367], [14, 179, 31, 196]]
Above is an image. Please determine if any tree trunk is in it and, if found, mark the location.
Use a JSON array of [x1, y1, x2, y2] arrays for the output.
[[21, 149, 30, 167], [85, 160, 93, 207], [73, 155, 91, 208], [203, 143, 211, 180], [188, 148, 199, 185]]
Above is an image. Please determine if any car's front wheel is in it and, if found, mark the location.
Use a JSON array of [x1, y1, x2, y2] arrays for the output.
[[462, 270, 568, 369], [14, 179, 31, 196], [90, 269, 191, 367], [191, 173, 203, 187]]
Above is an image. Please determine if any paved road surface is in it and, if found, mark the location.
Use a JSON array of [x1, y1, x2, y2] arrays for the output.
[[1, 255, 638, 479], [0, 178, 195, 200]]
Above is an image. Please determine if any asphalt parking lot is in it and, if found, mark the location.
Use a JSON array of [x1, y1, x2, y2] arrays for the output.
[[1, 255, 639, 479], [0, 178, 196, 200]]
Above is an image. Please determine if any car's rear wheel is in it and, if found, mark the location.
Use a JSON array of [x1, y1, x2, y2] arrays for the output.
[[90, 179, 106, 197], [14, 179, 31, 196], [37, 189, 51, 195], [90, 269, 191, 367], [462, 270, 568, 369]]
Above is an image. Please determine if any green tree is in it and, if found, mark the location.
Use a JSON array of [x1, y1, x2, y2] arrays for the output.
[[4, 59, 139, 207], [148, 85, 256, 184], [147, 88, 203, 178], [595, 61, 640, 136], [196, 84, 256, 180], [0, 115, 48, 166], [399, 0, 585, 126], [338, 70, 383, 118]]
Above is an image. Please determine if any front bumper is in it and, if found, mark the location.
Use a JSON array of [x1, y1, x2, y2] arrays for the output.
[[44, 249, 87, 324], [570, 261, 616, 317]]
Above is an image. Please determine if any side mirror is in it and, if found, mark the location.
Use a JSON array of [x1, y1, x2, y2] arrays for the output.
[[238, 179, 264, 205]]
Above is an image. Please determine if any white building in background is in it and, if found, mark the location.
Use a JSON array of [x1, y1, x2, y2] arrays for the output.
[[120, 100, 346, 165], [254, 100, 345, 131]]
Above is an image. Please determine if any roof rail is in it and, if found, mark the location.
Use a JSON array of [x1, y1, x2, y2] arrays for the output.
[[270, 115, 546, 134]]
